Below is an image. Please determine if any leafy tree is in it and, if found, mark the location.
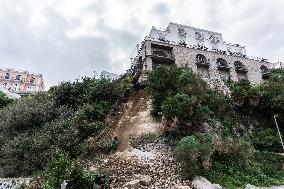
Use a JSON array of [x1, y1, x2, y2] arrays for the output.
[[0, 91, 13, 109], [228, 69, 284, 119], [146, 65, 227, 128], [256, 69, 284, 117]]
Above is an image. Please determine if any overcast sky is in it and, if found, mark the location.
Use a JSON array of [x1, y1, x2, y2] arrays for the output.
[[0, 0, 284, 89]]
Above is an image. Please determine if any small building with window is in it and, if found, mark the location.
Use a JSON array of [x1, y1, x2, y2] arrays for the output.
[[0, 68, 45, 97]]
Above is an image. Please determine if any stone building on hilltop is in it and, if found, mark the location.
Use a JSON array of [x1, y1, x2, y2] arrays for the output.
[[0, 68, 45, 96], [100, 71, 119, 81], [131, 22, 278, 94]]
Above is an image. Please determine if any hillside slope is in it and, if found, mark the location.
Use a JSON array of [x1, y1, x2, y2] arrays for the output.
[[92, 89, 192, 188]]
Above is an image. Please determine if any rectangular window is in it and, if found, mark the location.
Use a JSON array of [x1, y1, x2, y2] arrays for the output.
[[15, 75, 21, 81], [13, 84, 18, 91], [3, 83, 7, 88], [5, 73, 10, 79], [30, 77, 35, 83]]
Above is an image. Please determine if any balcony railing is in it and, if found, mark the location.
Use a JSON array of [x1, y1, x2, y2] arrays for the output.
[[151, 49, 175, 64], [217, 64, 231, 71], [196, 60, 210, 68], [235, 66, 248, 74], [152, 49, 174, 59]]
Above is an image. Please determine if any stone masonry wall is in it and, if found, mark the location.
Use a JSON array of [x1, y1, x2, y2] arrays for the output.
[[137, 40, 274, 94], [173, 45, 273, 94]]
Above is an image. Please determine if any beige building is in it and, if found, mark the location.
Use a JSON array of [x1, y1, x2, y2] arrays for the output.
[[0, 68, 45, 96], [131, 23, 277, 94]]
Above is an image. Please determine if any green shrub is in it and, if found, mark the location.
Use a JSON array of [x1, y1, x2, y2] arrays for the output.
[[254, 152, 284, 179], [204, 138, 284, 188], [43, 153, 98, 189], [161, 93, 192, 123], [213, 137, 255, 167], [146, 65, 182, 116], [0, 75, 130, 177], [175, 135, 258, 183], [207, 91, 231, 118], [206, 151, 284, 188], [256, 69, 284, 117], [0, 93, 57, 135], [0, 106, 81, 176], [174, 134, 213, 178], [48, 76, 131, 111], [250, 128, 282, 152], [0, 91, 13, 109], [146, 65, 214, 128], [228, 69, 284, 118]]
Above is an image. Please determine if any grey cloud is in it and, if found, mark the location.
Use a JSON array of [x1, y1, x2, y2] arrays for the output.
[[150, 3, 169, 15], [1, 0, 284, 89], [0, 2, 140, 88]]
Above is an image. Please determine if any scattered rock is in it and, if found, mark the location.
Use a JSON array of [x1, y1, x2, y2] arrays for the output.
[[123, 180, 141, 188], [99, 140, 191, 188], [191, 176, 222, 189], [133, 174, 151, 186], [172, 184, 192, 189]]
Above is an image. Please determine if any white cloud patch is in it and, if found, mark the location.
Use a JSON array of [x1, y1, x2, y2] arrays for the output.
[[0, 0, 283, 88]]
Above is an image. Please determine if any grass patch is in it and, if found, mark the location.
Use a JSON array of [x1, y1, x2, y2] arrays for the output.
[[205, 152, 284, 189]]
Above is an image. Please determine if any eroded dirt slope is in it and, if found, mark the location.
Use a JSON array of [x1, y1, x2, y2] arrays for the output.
[[92, 89, 191, 188]]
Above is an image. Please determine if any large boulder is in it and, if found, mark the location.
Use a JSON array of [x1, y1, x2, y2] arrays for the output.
[[191, 176, 222, 189], [122, 174, 152, 188], [172, 185, 192, 189]]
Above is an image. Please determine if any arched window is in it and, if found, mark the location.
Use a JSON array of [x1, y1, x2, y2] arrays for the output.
[[260, 65, 268, 73], [234, 61, 247, 73], [196, 54, 209, 68], [217, 58, 230, 71], [196, 54, 206, 64], [216, 58, 228, 67], [234, 61, 243, 69]]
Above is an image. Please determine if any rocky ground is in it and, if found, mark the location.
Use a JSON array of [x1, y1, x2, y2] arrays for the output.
[[98, 140, 191, 188]]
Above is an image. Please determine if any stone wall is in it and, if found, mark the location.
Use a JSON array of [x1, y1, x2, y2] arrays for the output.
[[136, 40, 274, 94], [172, 45, 273, 94]]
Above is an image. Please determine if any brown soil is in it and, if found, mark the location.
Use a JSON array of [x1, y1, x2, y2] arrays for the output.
[[112, 89, 149, 151]]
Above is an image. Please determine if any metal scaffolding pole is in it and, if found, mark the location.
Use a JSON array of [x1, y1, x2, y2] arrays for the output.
[[274, 114, 284, 152]]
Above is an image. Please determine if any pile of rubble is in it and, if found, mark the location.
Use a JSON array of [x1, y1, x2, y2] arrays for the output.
[[97, 140, 191, 189], [0, 178, 30, 189]]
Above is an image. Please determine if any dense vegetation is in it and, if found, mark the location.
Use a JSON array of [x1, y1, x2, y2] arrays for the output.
[[42, 153, 103, 189], [0, 75, 132, 177], [0, 91, 14, 109], [146, 65, 284, 188], [0, 65, 283, 188]]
